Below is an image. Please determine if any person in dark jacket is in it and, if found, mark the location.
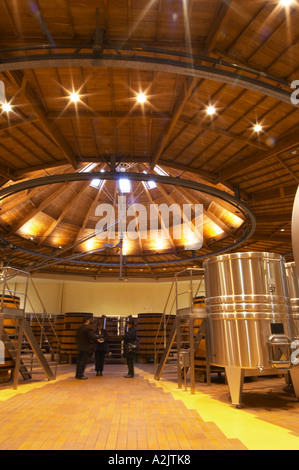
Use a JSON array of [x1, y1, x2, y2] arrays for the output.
[[75, 316, 95, 380], [123, 319, 138, 378], [94, 320, 109, 376]]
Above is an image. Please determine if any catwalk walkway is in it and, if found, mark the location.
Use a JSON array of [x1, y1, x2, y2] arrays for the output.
[[0, 363, 298, 450]]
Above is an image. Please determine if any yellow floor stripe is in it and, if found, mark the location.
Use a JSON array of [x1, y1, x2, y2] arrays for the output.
[[137, 367, 299, 451]]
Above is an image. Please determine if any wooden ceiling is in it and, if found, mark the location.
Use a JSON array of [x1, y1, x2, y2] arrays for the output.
[[0, 0, 298, 279]]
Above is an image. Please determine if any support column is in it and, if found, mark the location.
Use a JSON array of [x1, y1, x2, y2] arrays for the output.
[[13, 317, 24, 390], [225, 366, 245, 407], [290, 366, 299, 399], [189, 317, 195, 394]]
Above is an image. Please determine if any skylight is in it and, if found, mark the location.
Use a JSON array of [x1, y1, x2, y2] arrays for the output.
[[143, 171, 157, 189], [154, 165, 169, 177], [90, 178, 102, 189], [118, 178, 131, 193], [146, 180, 157, 189]]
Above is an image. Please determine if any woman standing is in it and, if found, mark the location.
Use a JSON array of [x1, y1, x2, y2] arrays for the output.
[[94, 319, 109, 376]]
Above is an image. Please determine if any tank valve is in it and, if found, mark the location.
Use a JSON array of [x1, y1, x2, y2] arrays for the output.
[[257, 364, 264, 373], [267, 335, 292, 370]]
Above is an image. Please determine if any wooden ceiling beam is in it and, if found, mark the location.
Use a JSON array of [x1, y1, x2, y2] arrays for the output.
[[249, 232, 291, 243], [0, 162, 15, 180], [0, 117, 38, 133], [38, 182, 90, 246], [255, 213, 292, 223], [8, 183, 70, 234], [250, 182, 298, 202], [150, 77, 201, 169], [177, 185, 236, 237], [142, 183, 178, 254], [72, 181, 106, 252], [180, 115, 268, 150], [155, 182, 205, 249], [46, 110, 171, 120], [204, 0, 232, 54], [218, 125, 299, 182], [6, 70, 78, 169]]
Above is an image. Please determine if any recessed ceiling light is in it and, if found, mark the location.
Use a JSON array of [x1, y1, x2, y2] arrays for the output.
[[2, 102, 12, 112], [137, 92, 146, 104], [280, 0, 293, 6], [206, 106, 216, 115], [254, 123, 263, 133], [70, 92, 80, 103]]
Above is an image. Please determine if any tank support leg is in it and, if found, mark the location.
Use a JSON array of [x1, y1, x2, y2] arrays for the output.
[[225, 366, 245, 407], [290, 367, 299, 399]]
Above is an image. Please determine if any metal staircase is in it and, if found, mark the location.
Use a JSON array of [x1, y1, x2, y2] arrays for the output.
[[0, 267, 60, 389], [154, 268, 211, 393]]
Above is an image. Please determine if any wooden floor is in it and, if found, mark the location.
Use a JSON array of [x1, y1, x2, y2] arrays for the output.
[[0, 363, 299, 451]]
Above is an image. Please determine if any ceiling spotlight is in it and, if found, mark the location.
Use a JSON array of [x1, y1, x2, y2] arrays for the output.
[[279, 0, 293, 6], [2, 102, 12, 112], [70, 92, 80, 103], [206, 106, 216, 115], [254, 123, 263, 133], [137, 93, 146, 104]]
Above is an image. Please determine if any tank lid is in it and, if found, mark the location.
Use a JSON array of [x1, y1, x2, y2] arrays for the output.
[[203, 251, 282, 266]]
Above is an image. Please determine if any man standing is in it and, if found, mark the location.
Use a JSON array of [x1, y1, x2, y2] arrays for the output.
[[123, 319, 138, 378], [75, 316, 94, 380], [94, 319, 110, 376]]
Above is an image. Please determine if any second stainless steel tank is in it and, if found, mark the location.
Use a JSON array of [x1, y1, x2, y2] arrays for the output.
[[204, 252, 294, 371], [285, 261, 299, 339]]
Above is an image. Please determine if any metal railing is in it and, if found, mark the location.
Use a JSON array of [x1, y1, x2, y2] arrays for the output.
[[154, 268, 204, 364], [0, 267, 61, 378]]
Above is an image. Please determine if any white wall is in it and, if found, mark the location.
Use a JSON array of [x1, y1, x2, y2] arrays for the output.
[[10, 276, 205, 318]]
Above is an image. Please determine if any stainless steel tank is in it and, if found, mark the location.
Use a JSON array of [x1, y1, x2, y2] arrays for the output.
[[204, 252, 293, 371], [285, 261, 299, 339], [203, 252, 299, 406]]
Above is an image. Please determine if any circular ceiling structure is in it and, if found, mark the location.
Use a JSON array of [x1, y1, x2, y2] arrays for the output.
[[0, 163, 255, 278]]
